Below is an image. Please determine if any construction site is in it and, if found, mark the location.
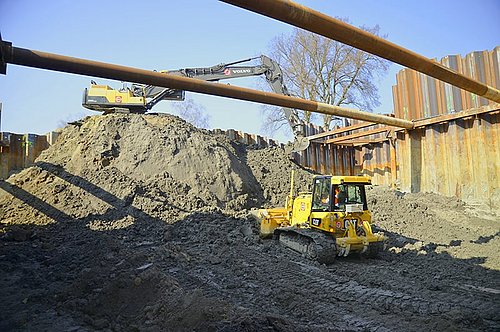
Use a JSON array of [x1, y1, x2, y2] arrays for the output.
[[0, 1, 499, 331]]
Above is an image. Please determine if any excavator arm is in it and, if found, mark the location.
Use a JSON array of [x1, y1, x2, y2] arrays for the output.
[[259, 55, 309, 152], [127, 56, 270, 110]]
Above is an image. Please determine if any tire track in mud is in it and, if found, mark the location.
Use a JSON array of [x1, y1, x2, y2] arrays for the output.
[[167, 236, 499, 331], [167, 244, 403, 330], [299, 262, 453, 315], [327, 258, 500, 322], [308, 259, 500, 330], [163, 213, 499, 330]]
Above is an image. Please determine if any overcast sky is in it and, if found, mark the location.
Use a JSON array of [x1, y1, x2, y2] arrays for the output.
[[1, 0, 499, 142]]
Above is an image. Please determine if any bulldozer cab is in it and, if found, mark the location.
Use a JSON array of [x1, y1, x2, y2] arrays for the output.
[[311, 176, 369, 213], [333, 183, 367, 212]]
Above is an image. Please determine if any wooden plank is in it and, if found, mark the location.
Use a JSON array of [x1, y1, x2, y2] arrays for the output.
[[324, 126, 391, 144], [329, 137, 389, 146], [307, 121, 376, 141], [412, 105, 499, 128]]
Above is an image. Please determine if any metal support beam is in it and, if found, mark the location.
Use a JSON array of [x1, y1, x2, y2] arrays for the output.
[[324, 127, 391, 144], [412, 105, 499, 127], [307, 121, 376, 141], [329, 137, 388, 146], [0, 40, 415, 130], [221, 0, 500, 103]]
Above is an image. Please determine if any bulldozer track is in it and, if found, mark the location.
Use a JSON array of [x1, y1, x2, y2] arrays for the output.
[[277, 228, 337, 264]]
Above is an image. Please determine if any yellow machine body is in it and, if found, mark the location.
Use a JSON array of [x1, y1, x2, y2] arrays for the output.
[[83, 85, 146, 113], [259, 172, 386, 260]]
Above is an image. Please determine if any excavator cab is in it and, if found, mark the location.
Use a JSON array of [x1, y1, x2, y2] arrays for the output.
[[83, 81, 185, 114]]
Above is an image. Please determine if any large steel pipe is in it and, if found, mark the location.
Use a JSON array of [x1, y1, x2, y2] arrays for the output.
[[221, 0, 500, 103], [1, 42, 414, 129]]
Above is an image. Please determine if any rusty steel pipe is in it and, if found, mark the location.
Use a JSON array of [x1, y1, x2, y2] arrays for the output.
[[1, 42, 414, 129], [221, 0, 500, 103]]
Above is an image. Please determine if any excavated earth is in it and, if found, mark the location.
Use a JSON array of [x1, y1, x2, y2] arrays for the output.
[[0, 113, 499, 331]]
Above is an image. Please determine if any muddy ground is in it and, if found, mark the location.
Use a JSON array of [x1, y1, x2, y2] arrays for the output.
[[0, 114, 499, 331]]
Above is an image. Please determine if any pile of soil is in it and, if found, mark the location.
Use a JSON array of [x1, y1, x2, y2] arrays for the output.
[[0, 114, 311, 226], [0, 114, 498, 331], [368, 186, 500, 270]]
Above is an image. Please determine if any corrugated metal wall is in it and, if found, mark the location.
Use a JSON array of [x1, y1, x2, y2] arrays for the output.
[[296, 44, 499, 204], [356, 141, 393, 187], [398, 110, 499, 202], [0, 132, 58, 179], [390, 46, 500, 202], [296, 106, 499, 203], [393, 46, 499, 120], [294, 123, 395, 186], [293, 123, 358, 176]]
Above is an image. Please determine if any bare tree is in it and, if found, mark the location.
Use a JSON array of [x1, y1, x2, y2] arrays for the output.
[[172, 97, 210, 129], [265, 21, 389, 133]]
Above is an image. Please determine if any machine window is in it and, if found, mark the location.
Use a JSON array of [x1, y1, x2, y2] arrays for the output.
[[333, 184, 367, 211], [312, 177, 331, 212]]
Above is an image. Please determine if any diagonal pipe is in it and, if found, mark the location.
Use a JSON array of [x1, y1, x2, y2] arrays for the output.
[[0, 40, 414, 129], [221, 0, 500, 103]]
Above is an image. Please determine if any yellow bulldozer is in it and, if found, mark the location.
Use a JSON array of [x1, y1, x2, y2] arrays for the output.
[[259, 171, 386, 264]]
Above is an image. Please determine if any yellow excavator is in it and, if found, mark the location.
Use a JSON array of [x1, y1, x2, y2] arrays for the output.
[[259, 171, 386, 264], [82, 55, 310, 152]]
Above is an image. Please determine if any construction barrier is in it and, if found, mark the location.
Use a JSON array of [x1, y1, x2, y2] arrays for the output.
[[0, 131, 59, 179], [393, 47, 499, 120], [295, 105, 499, 204]]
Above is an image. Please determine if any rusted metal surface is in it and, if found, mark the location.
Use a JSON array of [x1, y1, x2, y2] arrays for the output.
[[389, 140, 397, 189], [308, 121, 375, 141], [398, 109, 499, 202], [324, 127, 391, 144], [356, 143, 394, 186], [1, 41, 414, 129], [295, 106, 499, 201], [221, 0, 500, 103], [295, 123, 382, 177], [413, 104, 500, 127], [330, 137, 388, 146], [393, 47, 500, 120], [297, 122, 392, 180], [0, 132, 51, 179]]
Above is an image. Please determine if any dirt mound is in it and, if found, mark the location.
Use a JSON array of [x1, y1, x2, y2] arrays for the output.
[[0, 113, 499, 331], [367, 186, 500, 269], [246, 146, 313, 207], [0, 114, 310, 227]]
